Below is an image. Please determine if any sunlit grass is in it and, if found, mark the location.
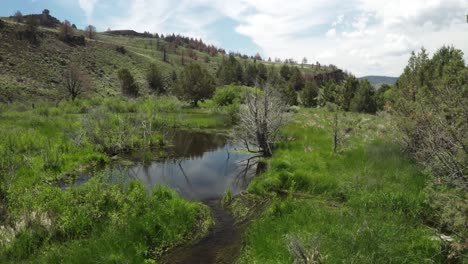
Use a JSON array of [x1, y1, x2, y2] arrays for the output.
[[239, 108, 441, 263]]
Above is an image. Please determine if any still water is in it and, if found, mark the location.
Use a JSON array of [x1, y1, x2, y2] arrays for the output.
[[110, 130, 259, 201]]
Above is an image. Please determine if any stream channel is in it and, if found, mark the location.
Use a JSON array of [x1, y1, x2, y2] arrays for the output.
[[75, 130, 262, 263]]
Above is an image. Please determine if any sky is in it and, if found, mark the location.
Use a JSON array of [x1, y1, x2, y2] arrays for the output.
[[1, 0, 467, 76]]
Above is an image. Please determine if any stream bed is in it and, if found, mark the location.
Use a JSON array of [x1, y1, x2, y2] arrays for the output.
[[111, 130, 260, 263]]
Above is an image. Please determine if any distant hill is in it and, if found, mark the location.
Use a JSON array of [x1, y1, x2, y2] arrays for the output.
[[359, 76, 398, 88], [0, 16, 340, 102]]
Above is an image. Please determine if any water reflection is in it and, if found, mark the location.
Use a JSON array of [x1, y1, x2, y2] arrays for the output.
[[111, 130, 259, 201]]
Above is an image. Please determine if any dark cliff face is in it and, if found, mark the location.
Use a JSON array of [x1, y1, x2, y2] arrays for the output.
[[305, 70, 346, 86]]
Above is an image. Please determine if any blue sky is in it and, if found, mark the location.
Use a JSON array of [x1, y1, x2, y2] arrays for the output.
[[1, 0, 467, 76]]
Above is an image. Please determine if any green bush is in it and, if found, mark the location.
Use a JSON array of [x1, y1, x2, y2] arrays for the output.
[[212, 85, 244, 106]]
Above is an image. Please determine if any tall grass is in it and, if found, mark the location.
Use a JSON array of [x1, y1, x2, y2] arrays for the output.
[[239, 108, 441, 263], [0, 97, 219, 263]]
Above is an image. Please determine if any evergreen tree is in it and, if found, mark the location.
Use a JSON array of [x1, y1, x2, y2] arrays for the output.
[[217, 54, 244, 85], [257, 63, 268, 82], [318, 81, 339, 106], [118, 69, 139, 97], [300, 82, 319, 107], [146, 63, 165, 94], [244, 63, 258, 86], [341, 75, 359, 111], [280, 63, 291, 81], [375, 84, 391, 111], [175, 63, 215, 106], [349, 80, 376, 113], [289, 67, 305, 91]]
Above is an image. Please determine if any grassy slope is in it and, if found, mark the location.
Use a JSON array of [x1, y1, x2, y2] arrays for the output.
[[0, 20, 335, 103], [238, 109, 441, 263]]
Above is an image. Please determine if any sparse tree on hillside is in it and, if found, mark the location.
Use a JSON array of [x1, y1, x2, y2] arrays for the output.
[[289, 67, 305, 91], [163, 47, 168, 62], [175, 63, 215, 106], [14, 11, 23, 23], [254, 52, 262, 61], [85, 25, 97, 39], [118, 69, 139, 97], [234, 81, 290, 157], [327, 103, 351, 153], [301, 57, 308, 68], [24, 16, 39, 41], [40, 9, 50, 25], [59, 20, 74, 41], [146, 63, 165, 94], [63, 63, 90, 100], [217, 54, 244, 85]]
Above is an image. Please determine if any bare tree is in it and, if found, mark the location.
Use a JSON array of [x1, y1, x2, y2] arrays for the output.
[[14, 11, 23, 23], [85, 25, 97, 39], [63, 63, 90, 100], [234, 82, 290, 157], [59, 20, 74, 41]]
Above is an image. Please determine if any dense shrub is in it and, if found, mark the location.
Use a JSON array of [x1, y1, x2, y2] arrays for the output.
[[175, 63, 215, 106], [349, 80, 376, 113], [146, 63, 165, 94], [300, 82, 319, 107], [116, 46, 126, 54], [118, 69, 139, 97], [212, 85, 244, 106]]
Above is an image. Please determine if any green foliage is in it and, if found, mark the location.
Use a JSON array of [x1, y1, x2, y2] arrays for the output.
[[175, 63, 216, 106], [317, 81, 339, 106], [256, 63, 268, 82], [280, 64, 291, 81], [0, 98, 217, 263], [146, 63, 165, 95], [349, 79, 376, 113], [241, 108, 439, 263], [217, 55, 244, 85], [212, 85, 244, 106], [392, 46, 467, 258], [118, 68, 139, 97], [374, 84, 391, 111], [300, 82, 319, 107], [289, 67, 305, 91], [393, 46, 467, 184], [341, 75, 360, 111], [280, 84, 298, 105], [244, 63, 258, 86]]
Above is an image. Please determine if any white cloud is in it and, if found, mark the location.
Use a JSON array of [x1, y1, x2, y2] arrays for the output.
[[78, 0, 98, 21], [325, 28, 336, 38], [83, 0, 468, 76]]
